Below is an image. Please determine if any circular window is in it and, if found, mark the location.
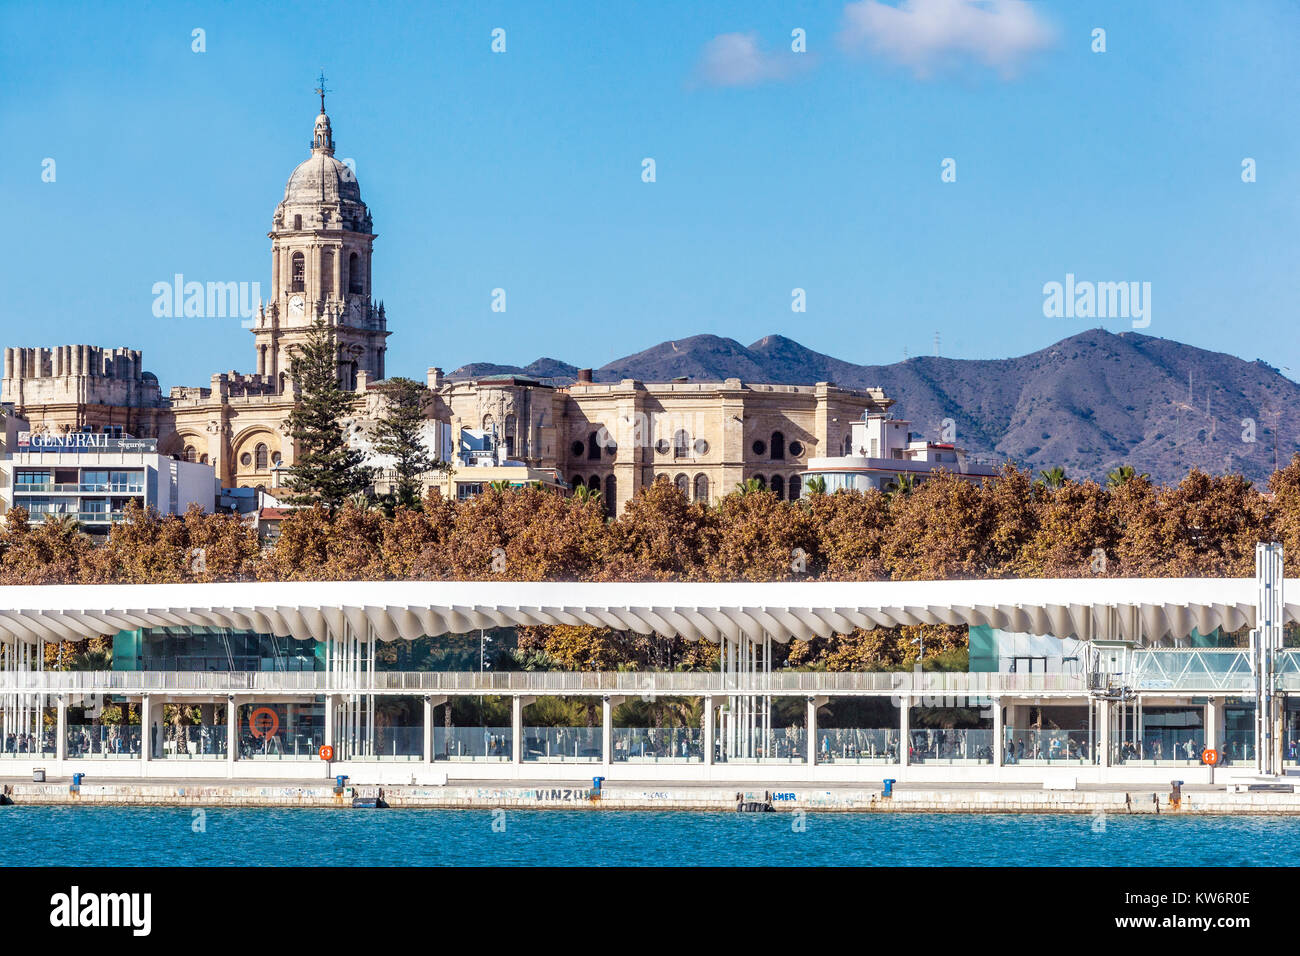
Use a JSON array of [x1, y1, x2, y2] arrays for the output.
[[655, 438, 670, 455], [571, 441, 585, 457], [693, 438, 709, 455], [239, 452, 252, 466], [752, 440, 767, 457], [788, 440, 804, 457], [271, 452, 282, 466]]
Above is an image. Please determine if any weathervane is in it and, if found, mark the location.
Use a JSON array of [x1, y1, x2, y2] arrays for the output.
[[315, 70, 330, 113]]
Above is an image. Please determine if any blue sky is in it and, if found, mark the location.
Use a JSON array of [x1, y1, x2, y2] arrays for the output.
[[2, 0, 1297, 389]]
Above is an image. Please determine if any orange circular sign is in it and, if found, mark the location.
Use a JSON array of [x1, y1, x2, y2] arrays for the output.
[[319, 745, 334, 761], [248, 707, 280, 740], [1202, 748, 1219, 766]]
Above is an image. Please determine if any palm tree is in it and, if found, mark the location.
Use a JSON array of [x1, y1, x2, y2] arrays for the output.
[[1105, 464, 1148, 488], [345, 492, 374, 511], [488, 480, 514, 493], [46, 513, 82, 535], [885, 474, 915, 499], [1038, 466, 1067, 490], [803, 476, 828, 496], [734, 477, 765, 496], [572, 484, 601, 504]]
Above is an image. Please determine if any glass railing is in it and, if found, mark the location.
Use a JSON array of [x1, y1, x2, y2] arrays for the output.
[[0, 732, 57, 757], [236, 728, 323, 760], [1003, 728, 1094, 764], [909, 728, 993, 764], [813, 729, 900, 764], [612, 727, 702, 762], [373, 726, 423, 760], [522, 726, 602, 762], [57, 724, 142, 758], [432, 726, 513, 761], [1110, 729, 1206, 765], [717, 727, 807, 762], [1222, 730, 1255, 765], [15, 483, 144, 494], [156, 724, 227, 759]]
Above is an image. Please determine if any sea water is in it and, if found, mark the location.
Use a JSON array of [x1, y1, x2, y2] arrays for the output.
[[1, 807, 1297, 866]]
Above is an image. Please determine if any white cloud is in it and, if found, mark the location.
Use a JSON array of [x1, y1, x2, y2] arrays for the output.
[[839, 0, 1056, 78], [696, 32, 793, 88]]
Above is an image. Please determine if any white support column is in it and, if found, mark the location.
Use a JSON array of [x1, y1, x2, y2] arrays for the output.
[[703, 696, 714, 766], [226, 695, 238, 775], [141, 694, 152, 764], [1205, 697, 1220, 752], [1098, 697, 1111, 768], [511, 695, 523, 765], [323, 693, 335, 757], [601, 696, 613, 769], [899, 695, 910, 767], [806, 697, 818, 766], [55, 694, 67, 766], [993, 696, 1004, 767], [423, 695, 434, 764]]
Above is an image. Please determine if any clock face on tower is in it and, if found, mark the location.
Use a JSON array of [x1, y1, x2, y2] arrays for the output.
[[288, 294, 304, 319]]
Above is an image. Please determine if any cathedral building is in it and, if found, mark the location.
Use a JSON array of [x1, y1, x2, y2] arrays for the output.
[[2, 94, 893, 515]]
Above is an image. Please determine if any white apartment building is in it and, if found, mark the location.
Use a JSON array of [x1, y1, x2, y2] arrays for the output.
[[801, 413, 999, 494], [1, 431, 217, 531]]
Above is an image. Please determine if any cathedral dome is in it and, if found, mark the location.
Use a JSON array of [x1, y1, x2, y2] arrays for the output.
[[283, 151, 362, 205]]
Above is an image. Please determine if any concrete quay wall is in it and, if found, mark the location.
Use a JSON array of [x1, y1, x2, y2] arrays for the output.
[[5, 781, 1300, 814]]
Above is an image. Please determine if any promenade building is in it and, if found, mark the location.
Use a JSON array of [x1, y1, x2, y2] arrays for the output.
[[0, 552, 1294, 786], [2, 93, 899, 515]]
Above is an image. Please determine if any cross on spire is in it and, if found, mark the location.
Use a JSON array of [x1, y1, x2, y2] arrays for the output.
[[315, 70, 330, 113]]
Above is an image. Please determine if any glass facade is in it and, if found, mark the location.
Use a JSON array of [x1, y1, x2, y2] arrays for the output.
[[112, 627, 323, 673]]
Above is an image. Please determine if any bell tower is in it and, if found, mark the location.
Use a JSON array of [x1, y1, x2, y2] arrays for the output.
[[252, 76, 390, 393]]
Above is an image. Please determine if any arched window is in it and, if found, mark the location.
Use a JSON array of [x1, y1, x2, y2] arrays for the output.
[[482, 413, 495, 432], [674, 473, 689, 497], [673, 429, 690, 459], [771, 475, 785, 500], [348, 252, 363, 294], [587, 432, 601, 461], [788, 476, 801, 501], [255, 443, 269, 470], [771, 431, 785, 460], [320, 250, 333, 295], [504, 414, 518, 458], [589, 474, 601, 494], [693, 473, 709, 503], [604, 475, 616, 515], [753, 474, 766, 490], [843, 435, 853, 455], [293, 214, 302, 230], [290, 253, 305, 292], [183, 445, 196, 463]]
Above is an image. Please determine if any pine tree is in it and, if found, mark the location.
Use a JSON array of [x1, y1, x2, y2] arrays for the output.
[[282, 318, 373, 508], [370, 377, 441, 509]]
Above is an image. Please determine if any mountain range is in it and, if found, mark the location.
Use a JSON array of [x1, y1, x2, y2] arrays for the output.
[[450, 329, 1300, 486]]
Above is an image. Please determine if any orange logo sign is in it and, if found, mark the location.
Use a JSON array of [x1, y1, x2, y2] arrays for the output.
[[1202, 748, 1219, 766], [319, 745, 334, 761], [248, 707, 280, 739]]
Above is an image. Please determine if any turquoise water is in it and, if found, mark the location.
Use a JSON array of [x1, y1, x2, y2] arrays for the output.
[[1, 807, 1298, 866]]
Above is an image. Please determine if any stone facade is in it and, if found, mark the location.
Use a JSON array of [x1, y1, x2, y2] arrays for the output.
[[438, 373, 890, 512], [2, 95, 893, 511]]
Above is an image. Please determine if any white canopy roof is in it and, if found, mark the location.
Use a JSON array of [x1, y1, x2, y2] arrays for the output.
[[0, 578, 1287, 647]]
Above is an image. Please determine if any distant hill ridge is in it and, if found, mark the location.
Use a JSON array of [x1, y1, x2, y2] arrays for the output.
[[450, 329, 1300, 485]]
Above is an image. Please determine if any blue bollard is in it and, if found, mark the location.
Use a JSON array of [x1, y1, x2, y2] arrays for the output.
[[592, 776, 605, 792], [334, 774, 349, 795], [70, 772, 85, 794], [883, 778, 896, 798]]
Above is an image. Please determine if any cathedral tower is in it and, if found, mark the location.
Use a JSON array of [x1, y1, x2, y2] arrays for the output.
[[253, 84, 389, 392]]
